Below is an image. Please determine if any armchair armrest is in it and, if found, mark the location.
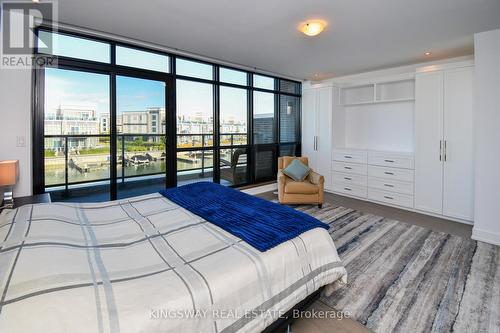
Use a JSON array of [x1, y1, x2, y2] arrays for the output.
[[277, 170, 287, 184], [277, 170, 287, 202], [308, 170, 324, 186]]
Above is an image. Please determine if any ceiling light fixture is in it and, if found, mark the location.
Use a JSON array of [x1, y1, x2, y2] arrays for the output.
[[425, 52, 432, 56], [299, 20, 326, 37]]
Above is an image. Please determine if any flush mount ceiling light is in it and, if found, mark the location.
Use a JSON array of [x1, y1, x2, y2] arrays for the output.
[[299, 20, 326, 37], [425, 52, 432, 56]]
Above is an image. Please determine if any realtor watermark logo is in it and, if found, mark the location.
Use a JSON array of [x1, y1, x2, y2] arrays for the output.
[[1, 0, 57, 69]]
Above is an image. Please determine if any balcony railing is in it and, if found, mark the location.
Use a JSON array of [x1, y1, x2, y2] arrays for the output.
[[44, 133, 248, 189]]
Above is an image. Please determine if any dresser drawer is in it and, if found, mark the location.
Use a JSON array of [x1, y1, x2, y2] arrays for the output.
[[368, 188, 414, 208], [333, 182, 367, 198], [368, 151, 414, 169], [333, 171, 367, 187], [368, 177, 414, 195], [333, 149, 368, 164], [368, 165, 414, 182], [332, 161, 368, 175]]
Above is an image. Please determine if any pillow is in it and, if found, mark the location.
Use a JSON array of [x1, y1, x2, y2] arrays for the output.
[[282, 159, 311, 182]]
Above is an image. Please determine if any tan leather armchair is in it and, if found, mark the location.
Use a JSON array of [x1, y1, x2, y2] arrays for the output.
[[277, 156, 324, 208]]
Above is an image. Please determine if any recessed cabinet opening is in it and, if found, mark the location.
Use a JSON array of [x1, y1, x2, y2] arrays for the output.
[[341, 85, 374, 105], [340, 78, 415, 106], [375, 79, 415, 101]]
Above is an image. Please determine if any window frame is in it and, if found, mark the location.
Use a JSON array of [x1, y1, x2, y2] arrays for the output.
[[33, 27, 301, 199]]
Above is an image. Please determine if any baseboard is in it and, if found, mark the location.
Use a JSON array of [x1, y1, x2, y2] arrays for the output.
[[327, 190, 474, 226], [472, 227, 500, 246], [241, 183, 277, 195]]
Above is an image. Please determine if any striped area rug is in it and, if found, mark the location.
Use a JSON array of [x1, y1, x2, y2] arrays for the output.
[[294, 203, 500, 333]]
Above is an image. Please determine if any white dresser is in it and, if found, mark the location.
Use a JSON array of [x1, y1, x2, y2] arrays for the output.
[[332, 149, 415, 209]]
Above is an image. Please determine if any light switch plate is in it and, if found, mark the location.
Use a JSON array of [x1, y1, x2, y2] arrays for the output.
[[16, 136, 25, 147]]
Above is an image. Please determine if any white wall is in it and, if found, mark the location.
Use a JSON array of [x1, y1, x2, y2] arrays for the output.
[[0, 68, 32, 197], [344, 102, 414, 152], [472, 29, 500, 246]]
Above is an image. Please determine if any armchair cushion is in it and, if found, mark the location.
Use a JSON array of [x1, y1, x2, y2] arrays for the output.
[[282, 159, 311, 182], [285, 180, 319, 194]]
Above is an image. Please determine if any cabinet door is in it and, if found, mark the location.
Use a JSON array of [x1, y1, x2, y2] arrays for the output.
[[414, 71, 444, 214], [301, 89, 317, 169], [443, 67, 475, 221], [316, 87, 333, 189]]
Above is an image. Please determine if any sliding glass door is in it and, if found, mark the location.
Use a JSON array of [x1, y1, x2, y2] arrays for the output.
[[176, 79, 214, 185], [43, 67, 112, 201], [41, 68, 172, 202], [116, 75, 168, 199]]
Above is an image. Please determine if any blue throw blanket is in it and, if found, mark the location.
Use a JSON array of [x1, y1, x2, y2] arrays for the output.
[[159, 182, 329, 252]]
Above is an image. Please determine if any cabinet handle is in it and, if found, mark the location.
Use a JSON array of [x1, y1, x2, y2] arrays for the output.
[[344, 155, 352, 159], [384, 159, 395, 163], [384, 171, 394, 175], [344, 166, 352, 170], [384, 196, 394, 200], [439, 140, 442, 161], [344, 177, 352, 181], [444, 140, 447, 162], [384, 184, 394, 188], [344, 187, 352, 191]]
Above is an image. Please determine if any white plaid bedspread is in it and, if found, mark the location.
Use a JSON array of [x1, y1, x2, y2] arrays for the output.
[[0, 193, 347, 333]]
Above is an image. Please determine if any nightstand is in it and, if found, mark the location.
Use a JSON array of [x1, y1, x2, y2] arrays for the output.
[[1, 193, 52, 211]]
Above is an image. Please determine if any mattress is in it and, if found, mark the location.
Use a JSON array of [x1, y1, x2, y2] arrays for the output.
[[0, 193, 347, 333]]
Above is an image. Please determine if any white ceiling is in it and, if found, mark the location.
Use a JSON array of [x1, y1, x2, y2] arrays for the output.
[[57, 0, 500, 80]]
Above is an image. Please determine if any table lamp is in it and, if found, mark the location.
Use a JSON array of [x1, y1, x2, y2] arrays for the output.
[[0, 160, 19, 209]]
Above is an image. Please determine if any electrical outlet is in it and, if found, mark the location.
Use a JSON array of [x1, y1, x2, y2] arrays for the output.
[[16, 136, 25, 147]]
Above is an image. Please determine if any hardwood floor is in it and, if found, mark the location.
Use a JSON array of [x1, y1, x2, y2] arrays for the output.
[[257, 190, 473, 333], [257, 191, 472, 238], [291, 300, 372, 333]]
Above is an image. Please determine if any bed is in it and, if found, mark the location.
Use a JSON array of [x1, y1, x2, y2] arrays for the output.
[[0, 183, 347, 333]]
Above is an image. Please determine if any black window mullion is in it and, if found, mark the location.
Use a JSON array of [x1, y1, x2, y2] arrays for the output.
[[248, 73, 255, 184], [213, 65, 220, 184], [110, 71, 117, 200], [166, 75, 176, 188], [32, 66, 45, 194]]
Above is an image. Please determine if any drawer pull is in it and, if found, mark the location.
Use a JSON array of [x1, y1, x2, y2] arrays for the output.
[[384, 159, 395, 163], [384, 184, 394, 188], [344, 177, 352, 181], [344, 187, 352, 191], [344, 166, 352, 170], [344, 155, 352, 159], [384, 196, 394, 200], [384, 171, 394, 175]]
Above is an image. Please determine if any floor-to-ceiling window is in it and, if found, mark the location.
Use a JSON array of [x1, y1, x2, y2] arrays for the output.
[[43, 68, 111, 200], [34, 29, 301, 201], [116, 76, 168, 199]]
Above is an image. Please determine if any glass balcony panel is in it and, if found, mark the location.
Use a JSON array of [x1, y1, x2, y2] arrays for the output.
[[177, 150, 214, 185], [67, 136, 110, 184], [44, 137, 66, 186]]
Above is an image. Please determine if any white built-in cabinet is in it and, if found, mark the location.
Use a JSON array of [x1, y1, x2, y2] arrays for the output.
[[301, 60, 476, 224], [302, 85, 334, 190], [415, 66, 475, 221]]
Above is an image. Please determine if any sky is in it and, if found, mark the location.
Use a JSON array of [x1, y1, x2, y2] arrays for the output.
[[45, 67, 274, 123]]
